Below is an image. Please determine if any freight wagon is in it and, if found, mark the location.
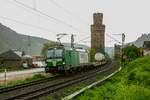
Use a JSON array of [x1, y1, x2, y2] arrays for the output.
[[45, 46, 107, 74]]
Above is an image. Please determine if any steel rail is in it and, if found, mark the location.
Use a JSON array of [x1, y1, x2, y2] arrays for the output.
[[5, 62, 115, 100], [0, 76, 58, 94], [0, 63, 102, 94], [62, 66, 122, 100]]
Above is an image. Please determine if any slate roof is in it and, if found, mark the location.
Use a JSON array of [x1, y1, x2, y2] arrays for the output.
[[0, 50, 21, 60]]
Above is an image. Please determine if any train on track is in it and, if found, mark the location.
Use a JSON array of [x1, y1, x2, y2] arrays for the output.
[[45, 46, 110, 74]]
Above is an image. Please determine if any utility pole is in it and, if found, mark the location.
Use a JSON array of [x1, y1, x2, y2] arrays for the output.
[[121, 33, 125, 66], [112, 33, 125, 66], [28, 36, 31, 55], [71, 34, 75, 48]]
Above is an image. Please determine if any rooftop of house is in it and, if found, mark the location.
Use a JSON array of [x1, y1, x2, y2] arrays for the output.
[[0, 50, 32, 60], [0, 50, 21, 60]]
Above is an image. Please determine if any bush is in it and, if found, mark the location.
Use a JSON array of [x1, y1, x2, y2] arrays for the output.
[[76, 57, 150, 100], [115, 85, 150, 100], [25, 74, 46, 81], [123, 45, 141, 61]]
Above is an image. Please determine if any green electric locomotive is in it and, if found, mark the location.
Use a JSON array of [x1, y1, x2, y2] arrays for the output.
[[45, 46, 91, 73]]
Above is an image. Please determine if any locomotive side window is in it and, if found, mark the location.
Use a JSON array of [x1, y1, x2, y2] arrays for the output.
[[47, 50, 54, 58]]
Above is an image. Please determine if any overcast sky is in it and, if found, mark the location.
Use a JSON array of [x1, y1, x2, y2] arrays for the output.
[[0, 0, 150, 47]]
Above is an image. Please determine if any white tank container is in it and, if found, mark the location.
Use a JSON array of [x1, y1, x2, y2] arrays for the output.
[[95, 53, 105, 61]]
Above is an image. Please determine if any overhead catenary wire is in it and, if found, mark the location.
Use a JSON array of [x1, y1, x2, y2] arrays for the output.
[[75, 36, 90, 44], [48, 0, 89, 26], [75, 33, 121, 45], [6, 0, 90, 43], [75, 32, 122, 47], [47, 0, 91, 41], [6, 0, 57, 32], [106, 33, 121, 44], [0, 16, 56, 33], [7, 0, 42, 18], [6, 0, 121, 47], [72, 30, 122, 46], [32, 0, 37, 10], [0, 15, 121, 47], [13, 0, 87, 34]]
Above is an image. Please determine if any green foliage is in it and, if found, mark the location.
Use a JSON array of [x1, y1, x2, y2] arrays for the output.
[[63, 84, 86, 97], [45, 96, 54, 100], [76, 57, 150, 100], [124, 45, 141, 61], [114, 84, 150, 100], [90, 48, 96, 62], [25, 74, 46, 81], [41, 42, 58, 56]]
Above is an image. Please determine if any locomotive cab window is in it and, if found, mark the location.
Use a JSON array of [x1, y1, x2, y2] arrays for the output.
[[55, 49, 63, 58], [47, 49, 54, 58]]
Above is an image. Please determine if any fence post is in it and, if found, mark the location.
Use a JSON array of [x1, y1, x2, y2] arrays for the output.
[[4, 69, 7, 87]]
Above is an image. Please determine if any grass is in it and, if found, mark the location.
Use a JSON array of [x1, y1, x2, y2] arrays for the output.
[[76, 57, 150, 100], [43, 83, 87, 100], [0, 73, 53, 89], [62, 83, 87, 97]]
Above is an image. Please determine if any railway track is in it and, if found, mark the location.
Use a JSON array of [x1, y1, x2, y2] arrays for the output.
[[0, 77, 54, 94], [0, 61, 117, 100]]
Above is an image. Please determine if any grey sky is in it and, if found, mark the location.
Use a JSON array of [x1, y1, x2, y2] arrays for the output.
[[0, 0, 150, 47]]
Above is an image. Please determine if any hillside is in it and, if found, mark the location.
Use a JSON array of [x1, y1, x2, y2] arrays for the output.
[[77, 57, 150, 100], [0, 23, 51, 55], [130, 34, 150, 47], [0, 23, 114, 56]]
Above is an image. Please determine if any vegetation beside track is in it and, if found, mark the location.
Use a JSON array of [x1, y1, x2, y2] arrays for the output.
[[0, 73, 53, 89], [76, 57, 150, 100], [0, 66, 26, 72], [44, 62, 119, 100], [43, 84, 86, 100]]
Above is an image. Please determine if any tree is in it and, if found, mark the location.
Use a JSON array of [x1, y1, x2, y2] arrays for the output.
[[41, 42, 58, 56], [123, 45, 140, 61], [90, 48, 96, 62]]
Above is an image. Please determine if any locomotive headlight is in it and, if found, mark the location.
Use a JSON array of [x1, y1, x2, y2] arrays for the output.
[[63, 62, 65, 64]]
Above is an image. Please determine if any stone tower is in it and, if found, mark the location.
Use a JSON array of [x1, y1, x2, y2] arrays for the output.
[[91, 13, 105, 53]]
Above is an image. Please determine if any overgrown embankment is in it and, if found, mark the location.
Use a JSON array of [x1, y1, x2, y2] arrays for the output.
[[77, 57, 150, 100]]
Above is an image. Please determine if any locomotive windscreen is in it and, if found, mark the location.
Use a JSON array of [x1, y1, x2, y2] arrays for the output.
[[47, 49, 63, 58], [55, 49, 63, 58], [47, 50, 53, 58]]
